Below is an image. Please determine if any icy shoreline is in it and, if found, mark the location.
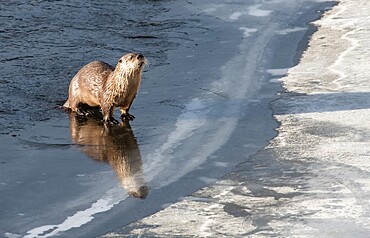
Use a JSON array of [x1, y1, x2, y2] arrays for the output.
[[102, 0, 370, 237], [0, 0, 339, 237]]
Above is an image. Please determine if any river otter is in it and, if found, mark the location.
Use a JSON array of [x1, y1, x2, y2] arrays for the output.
[[63, 53, 147, 124]]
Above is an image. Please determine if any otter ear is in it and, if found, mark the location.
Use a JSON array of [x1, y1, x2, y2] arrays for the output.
[[119, 59, 122, 63]]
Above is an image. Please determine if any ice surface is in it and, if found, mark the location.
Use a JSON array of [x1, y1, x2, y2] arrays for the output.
[[101, 0, 370, 237]]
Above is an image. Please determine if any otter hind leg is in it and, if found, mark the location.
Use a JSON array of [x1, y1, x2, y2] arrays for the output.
[[66, 99, 89, 117], [75, 103, 101, 117], [67, 99, 85, 116]]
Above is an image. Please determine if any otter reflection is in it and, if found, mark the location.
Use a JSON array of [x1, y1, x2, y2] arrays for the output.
[[69, 112, 148, 199]]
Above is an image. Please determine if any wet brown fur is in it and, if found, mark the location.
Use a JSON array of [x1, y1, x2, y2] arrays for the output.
[[64, 53, 147, 123]]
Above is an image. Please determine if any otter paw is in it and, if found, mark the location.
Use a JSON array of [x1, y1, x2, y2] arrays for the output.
[[75, 108, 86, 116], [104, 117, 119, 125], [121, 113, 135, 121]]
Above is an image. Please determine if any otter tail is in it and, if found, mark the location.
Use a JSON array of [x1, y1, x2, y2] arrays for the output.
[[63, 100, 70, 109]]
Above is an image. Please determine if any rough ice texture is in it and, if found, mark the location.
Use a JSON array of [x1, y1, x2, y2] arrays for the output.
[[101, 0, 370, 237]]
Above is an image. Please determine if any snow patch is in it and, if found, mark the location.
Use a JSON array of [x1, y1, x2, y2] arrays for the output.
[[248, 4, 272, 17], [266, 68, 290, 76], [230, 12, 243, 20], [239, 27, 258, 38], [276, 27, 307, 35], [23, 188, 126, 237]]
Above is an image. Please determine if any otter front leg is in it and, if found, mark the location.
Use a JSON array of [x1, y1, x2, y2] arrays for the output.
[[102, 105, 119, 124], [120, 108, 135, 121]]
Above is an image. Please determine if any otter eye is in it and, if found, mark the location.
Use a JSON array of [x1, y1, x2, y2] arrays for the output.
[[119, 59, 122, 63]]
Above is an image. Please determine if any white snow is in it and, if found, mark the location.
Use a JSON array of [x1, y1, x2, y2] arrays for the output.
[[239, 27, 258, 38], [23, 188, 126, 238]]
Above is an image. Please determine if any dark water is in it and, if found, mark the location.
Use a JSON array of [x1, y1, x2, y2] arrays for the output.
[[0, 0, 181, 134], [0, 0, 334, 237]]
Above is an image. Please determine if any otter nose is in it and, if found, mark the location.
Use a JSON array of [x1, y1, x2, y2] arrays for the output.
[[136, 54, 144, 60]]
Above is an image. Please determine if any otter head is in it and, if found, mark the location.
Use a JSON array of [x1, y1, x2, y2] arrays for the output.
[[128, 185, 149, 199], [116, 53, 147, 75]]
